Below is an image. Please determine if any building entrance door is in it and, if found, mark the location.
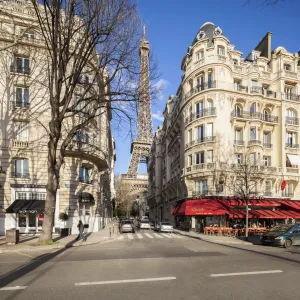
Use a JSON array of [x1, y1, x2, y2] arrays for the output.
[[17, 213, 37, 233], [28, 213, 37, 232]]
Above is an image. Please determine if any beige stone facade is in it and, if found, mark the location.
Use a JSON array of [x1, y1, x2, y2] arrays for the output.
[[148, 22, 300, 224], [0, 0, 115, 235]]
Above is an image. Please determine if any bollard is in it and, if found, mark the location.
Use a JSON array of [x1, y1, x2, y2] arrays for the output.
[[109, 226, 111, 237]]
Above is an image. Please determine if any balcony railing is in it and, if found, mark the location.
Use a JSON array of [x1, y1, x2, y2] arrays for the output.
[[285, 93, 300, 102], [231, 110, 278, 123], [235, 84, 248, 92], [79, 177, 94, 184], [286, 167, 299, 173], [10, 65, 30, 75], [11, 140, 30, 148], [263, 143, 272, 149], [261, 114, 278, 123], [282, 193, 294, 198], [250, 86, 263, 94], [286, 116, 299, 125], [11, 101, 30, 109], [266, 90, 277, 98], [192, 190, 208, 197], [286, 143, 299, 149], [194, 136, 216, 145], [185, 107, 216, 124], [185, 81, 216, 101], [234, 140, 245, 146], [248, 140, 262, 146], [193, 163, 215, 170], [284, 70, 298, 79], [263, 192, 272, 197], [11, 172, 30, 179]]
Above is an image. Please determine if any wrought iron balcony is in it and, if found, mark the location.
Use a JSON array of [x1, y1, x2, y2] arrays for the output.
[[231, 110, 261, 120], [265, 90, 278, 99], [261, 114, 278, 123], [185, 107, 216, 124], [185, 81, 216, 101], [235, 84, 248, 92], [263, 143, 272, 149], [285, 93, 300, 101], [194, 136, 216, 145], [286, 143, 299, 149], [286, 116, 299, 125], [79, 177, 93, 184], [250, 86, 263, 94], [248, 140, 262, 146], [10, 172, 30, 179], [10, 65, 30, 75], [234, 140, 245, 146], [286, 167, 299, 173], [193, 163, 215, 171], [11, 101, 30, 109]]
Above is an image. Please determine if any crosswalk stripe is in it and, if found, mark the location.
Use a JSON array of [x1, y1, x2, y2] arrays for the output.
[[118, 235, 124, 240], [144, 233, 154, 239], [172, 234, 182, 239], [161, 233, 172, 238], [152, 232, 163, 239], [128, 233, 134, 239], [136, 233, 143, 239]]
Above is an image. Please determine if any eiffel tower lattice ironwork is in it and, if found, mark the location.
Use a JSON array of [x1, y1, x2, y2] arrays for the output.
[[127, 25, 153, 176]]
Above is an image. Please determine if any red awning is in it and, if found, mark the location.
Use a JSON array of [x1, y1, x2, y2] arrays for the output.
[[226, 199, 282, 207], [173, 199, 229, 216], [280, 200, 300, 211]]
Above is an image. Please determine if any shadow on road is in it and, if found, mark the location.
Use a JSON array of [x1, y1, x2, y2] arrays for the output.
[[0, 237, 78, 300]]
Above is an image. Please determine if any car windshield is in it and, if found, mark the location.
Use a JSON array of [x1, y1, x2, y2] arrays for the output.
[[122, 221, 132, 225], [269, 225, 292, 232], [161, 222, 171, 225]]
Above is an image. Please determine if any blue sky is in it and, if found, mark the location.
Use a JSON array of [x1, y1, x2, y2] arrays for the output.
[[113, 0, 300, 175]]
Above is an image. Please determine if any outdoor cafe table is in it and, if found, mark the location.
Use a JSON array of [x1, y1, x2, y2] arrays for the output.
[[204, 227, 267, 236]]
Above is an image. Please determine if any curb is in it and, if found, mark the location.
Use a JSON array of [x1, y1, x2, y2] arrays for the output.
[[0, 234, 119, 253], [174, 230, 254, 246]]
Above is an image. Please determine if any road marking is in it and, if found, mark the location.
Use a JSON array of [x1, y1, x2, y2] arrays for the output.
[[118, 235, 124, 240], [161, 233, 172, 238], [0, 286, 27, 291], [75, 276, 177, 286], [16, 252, 36, 259], [210, 270, 283, 277], [152, 233, 163, 239], [136, 233, 143, 239], [128, 233, 134, 240], [144, 233, 154, 239]]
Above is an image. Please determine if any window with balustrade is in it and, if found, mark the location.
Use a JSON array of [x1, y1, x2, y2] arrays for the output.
[[12, 158, 29, 178], [79, 166, 91, 184], [286, 131, 297, 147], [263, 156, 271, 167], [282, 182, 294, 197], [286, 108, 298, 125], [15, 122, 29, 141], [195, 151, 204, 165], [263, 131, 271, 148], [234, 127, 243, 144], [195, 180, 208, 195], [217, 45, 225, 56], [196, 49, 204, 61], [234, 104, 242, 117], [285, 86, 295, 100]]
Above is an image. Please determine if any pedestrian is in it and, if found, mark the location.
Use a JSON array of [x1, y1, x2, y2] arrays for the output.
[[76, 220, 84, 241]]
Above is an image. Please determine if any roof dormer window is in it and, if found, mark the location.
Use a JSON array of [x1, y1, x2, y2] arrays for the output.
[[284, 64, 291, 71]]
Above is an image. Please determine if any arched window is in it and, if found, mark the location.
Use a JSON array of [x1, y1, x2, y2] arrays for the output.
[[250, 103, 256, 114], [234, 104, 242, 117], [286, 109, 297, 125], [217, 45, 225, 56], [286, 108, 296, 118], [263, 109, 270, 121]]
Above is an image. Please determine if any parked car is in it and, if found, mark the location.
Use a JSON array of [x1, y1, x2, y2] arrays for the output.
[[260, 224, 300, 248], [120, 220, 135, 233], [156, 222, 174, 233], [139, 220, 151, 230]]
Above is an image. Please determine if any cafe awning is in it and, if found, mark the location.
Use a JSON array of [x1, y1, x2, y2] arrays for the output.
[[287, 154, 300, 165], [6, 200, 45, 214]]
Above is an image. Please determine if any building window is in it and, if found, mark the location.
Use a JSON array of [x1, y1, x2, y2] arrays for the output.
[[217, 46, 225, 56], [197, 75, 204, 91], [195, 180, 208, 195], [23, 32, 35, 39], [250, 127, 256, 141], [235, 154, 243, 164], [195, 101, 204, 118], [286, 131, 297, 147], [287, 108, 296, 119], [283, 182, 294, 197], [285, 86, 293, 100], [195, 151, 204, 165], [233, 59, 238, 65], [234, 128, 243, 143], [208, 72, 213, 88], [250, 102, 256, 114], [15, 86, 29, 107], [284, 64, 291, 71], [196, 125, 204, 141], [15, 122, 29, 141], [196, 50, 204, 60], [207, 99, 213, 109], [249, 153, 255, 166], [234, 105, 242, 117], [188, 155, 193, 166], [79, 167, 89, 183], [206, 123, 213, 138], [263, 131, 271, 147], [207, 150, 213, 163], [265, 181, 272, 196], [13, 159, 29, 178], [188, 129, 193, 142], [74, 130, 89, 144], [263, 156, 271, 167], [11, 56, 30, 74], [262, 109, 270, 121]]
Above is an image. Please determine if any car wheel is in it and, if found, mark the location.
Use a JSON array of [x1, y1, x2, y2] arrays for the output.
[[284, 239, 292, 248]]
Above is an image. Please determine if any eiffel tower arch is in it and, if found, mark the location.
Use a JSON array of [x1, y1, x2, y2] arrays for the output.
[[121, 26, 153, 205]]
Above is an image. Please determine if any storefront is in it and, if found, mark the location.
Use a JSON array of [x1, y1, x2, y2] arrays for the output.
[[172, 198, 300, 232]]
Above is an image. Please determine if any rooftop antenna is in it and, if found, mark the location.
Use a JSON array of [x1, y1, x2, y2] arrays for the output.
[[143, 24, 146, 40]]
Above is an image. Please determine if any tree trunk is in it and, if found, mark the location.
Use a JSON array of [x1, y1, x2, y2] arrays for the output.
[[245, 203, 249, 241], [39, 139, 60, 243]]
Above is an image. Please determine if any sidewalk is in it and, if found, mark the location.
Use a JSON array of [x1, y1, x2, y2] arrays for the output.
[[173, 229, 261, 246], [0, 221, 119, 253]]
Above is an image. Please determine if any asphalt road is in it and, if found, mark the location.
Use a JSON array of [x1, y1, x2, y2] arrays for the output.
[[1, 229, 300, 300]]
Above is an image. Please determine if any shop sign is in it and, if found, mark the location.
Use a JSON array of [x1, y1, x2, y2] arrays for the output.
[[39, 213, 44, 221], [11, 184, 46, 188], [18, 209, 38, 214]]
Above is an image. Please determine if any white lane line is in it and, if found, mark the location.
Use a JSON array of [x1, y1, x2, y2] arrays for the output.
[[75, 276, 177, 286], [128, 233, 134, 240], [210, 270, 283, 277], [144, 233, 154, 239], [152, 233, 163, 239], [136, 233, 143, 239], [161, 233, 172, 238], [0, 286, 27, 291], [118, 235, 124, 240]]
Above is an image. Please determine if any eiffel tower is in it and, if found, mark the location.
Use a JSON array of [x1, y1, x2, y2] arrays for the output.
[[122, 25, 153, 197]]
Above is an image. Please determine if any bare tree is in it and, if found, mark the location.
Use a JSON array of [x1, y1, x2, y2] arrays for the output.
[[115, 180, 132, 217], [221, 150, 269, 240], [23, 0, 147, 242]]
